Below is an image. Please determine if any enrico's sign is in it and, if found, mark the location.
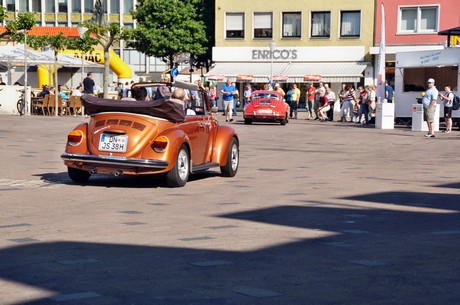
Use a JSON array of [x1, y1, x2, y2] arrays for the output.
[[252, 49, 298, 60]]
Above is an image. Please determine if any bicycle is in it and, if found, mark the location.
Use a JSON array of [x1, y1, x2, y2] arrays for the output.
[[16, 89, 25, 116]]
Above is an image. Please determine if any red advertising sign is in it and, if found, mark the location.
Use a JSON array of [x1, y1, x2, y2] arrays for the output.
[[303, 74, 322, 81], [237, 74, 254, 81], [207, 74, 225, 81], [272, 75, 289, 81]]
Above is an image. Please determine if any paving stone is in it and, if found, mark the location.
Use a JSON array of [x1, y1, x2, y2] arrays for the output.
[[8, 238, 38, 243], [56, 259, 98, 265], [119, 210, 143, 214], [344, 214, 368, 218], [179, 236, 213, 241], [191, 260, 234, 267], [233, 286, 282, 298], [430, 230, 460, 235], [49, 291, 101, 301], [340, 230, 369, 234], [216, 202, 242, 205], [205, 225, 238, 230], [0, 223, 32, 229], [349, 260, 391, 267], [322, 241, 355, 248]]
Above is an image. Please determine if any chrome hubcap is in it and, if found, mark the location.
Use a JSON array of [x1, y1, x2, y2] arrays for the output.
[[177, 149, 188, 180], [231, 144, 238, 171]]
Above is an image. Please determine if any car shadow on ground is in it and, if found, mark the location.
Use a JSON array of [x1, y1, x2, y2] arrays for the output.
[[36, 170, 222, 188], [1, 189, 460, 304]]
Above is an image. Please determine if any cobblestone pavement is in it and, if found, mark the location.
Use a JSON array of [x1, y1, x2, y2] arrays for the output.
[[0, 114, 459, 305]]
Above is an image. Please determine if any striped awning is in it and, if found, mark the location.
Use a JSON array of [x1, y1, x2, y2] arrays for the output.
[[205, 62, 368, 83]]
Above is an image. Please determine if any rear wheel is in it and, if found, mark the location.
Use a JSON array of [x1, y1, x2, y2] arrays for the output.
[[68, 167, 91, 183], [166, 145, 190, 187], [280, 114, 287, 125], [244, 118, 252, 125], [220, 137, 239, 177]]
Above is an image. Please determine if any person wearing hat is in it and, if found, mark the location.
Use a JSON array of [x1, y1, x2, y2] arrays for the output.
[[421, 78, 438, 138]]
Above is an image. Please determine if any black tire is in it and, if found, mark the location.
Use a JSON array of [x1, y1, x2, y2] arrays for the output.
[[68, 167, 91, 183], [220, 137, 239, 177], [166, 145, 190, 187], [17, 100, 25, 116], [244, 118, 252, 125], [280, 115, 287, 125]]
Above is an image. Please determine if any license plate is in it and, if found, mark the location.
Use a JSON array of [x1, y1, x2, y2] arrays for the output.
[[99, 133, 128, 152], [257, 109, 272, 114]]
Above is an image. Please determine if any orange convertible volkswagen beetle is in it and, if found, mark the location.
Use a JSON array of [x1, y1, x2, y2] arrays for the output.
[[61, 81, 239, 187], [243, 90, 289, 125]]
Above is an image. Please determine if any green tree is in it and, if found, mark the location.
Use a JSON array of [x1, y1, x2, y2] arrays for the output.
[[0, 11, 35, 40], [0, 6, 6, 24], [80, 21, 127, 98], [129, 0, 207, 70], [194, 0, 215, 71]]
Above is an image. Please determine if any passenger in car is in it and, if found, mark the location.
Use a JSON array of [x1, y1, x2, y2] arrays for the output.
[[121, 86, 149, 101], [170, 88, 195, 115]]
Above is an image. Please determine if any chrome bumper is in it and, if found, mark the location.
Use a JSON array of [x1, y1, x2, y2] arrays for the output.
[[61, 153, 169, 169]]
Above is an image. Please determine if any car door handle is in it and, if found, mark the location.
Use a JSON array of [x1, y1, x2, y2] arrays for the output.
[[198, 123, 205, 128]]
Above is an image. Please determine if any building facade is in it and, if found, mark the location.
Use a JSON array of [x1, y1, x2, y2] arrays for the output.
[[207, 0, 376, 97], [0, 0, 170, 84], [371, 0, 460, 87], [371, 0, 460, 119]]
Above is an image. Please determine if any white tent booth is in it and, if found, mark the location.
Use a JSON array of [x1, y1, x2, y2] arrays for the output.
[[0, 45, 101, 115], [395, 47, 460, 125]]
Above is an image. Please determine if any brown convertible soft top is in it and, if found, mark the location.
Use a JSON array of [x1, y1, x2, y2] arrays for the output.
[[82, 95, 185, 122]]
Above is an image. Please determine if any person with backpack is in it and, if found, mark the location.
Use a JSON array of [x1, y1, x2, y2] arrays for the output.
[[439, 85, 454, 133]]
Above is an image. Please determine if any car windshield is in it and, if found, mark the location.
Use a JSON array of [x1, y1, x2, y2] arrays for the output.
[[252, 93, 280, 100]]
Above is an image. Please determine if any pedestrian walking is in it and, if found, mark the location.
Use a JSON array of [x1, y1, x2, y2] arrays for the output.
[[221, 78, 236, 122]]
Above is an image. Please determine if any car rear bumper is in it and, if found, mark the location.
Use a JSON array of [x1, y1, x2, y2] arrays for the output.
[[244, 114, 286, 120], [61, 153, 169, 169]]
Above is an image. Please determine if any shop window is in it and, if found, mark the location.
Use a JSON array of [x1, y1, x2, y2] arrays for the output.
[[110, 0, 120, 14], [254, 12, 272, 39], [45, 0, 54, 13], [84, 0, 94, 13], [226, 13, 244, 39], [58, 0, 68, 13], [282, 12, 301, 38], [32, 0, 42, 13], [403, 66, 458, 92], [399, 6, 438, 33], [6, 0, 15, 11], [311, 11, 330, 38], [71, 0, 81, 13], [340, 11, 360, 38], [19, 1, 30, 11], [124, 0, 134, 14]]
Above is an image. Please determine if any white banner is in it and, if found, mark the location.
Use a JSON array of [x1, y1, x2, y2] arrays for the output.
[[376, 3, 386, 102]]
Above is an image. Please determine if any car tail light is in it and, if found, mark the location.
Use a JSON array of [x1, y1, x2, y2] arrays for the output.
[[152, 136, 168, 153], [67, 130, 83, 146]]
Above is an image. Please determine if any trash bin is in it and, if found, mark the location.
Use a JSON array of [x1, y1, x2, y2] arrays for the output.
[[411, 103, 440, 132]]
